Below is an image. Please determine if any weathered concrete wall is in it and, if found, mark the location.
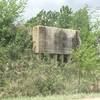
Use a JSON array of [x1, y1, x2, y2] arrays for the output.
[[32, 25, 80, 54]]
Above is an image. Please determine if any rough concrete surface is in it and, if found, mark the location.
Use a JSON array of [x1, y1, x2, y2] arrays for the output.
[[32, 25, 80, 54]]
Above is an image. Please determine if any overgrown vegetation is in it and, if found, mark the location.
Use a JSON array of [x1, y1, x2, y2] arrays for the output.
[[0, 0, 100, 98]]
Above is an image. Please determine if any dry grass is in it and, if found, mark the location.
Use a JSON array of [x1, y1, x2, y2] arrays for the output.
[[2, 93, 100, 100]]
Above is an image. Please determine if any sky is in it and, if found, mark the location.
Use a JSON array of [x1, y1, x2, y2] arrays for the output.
[[23, 0, 100, 20]]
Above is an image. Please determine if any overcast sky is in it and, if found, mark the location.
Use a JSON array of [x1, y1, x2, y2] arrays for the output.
[[23, 0, 100, 20]]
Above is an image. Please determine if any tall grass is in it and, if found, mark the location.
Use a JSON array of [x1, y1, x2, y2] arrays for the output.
[[0, 49, 100, 98]]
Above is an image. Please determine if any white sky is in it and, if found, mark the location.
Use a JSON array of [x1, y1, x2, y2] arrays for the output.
[[23, 0, 100, 20]]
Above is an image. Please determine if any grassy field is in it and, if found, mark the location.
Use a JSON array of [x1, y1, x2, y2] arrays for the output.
[[1, 93, 100, 100]]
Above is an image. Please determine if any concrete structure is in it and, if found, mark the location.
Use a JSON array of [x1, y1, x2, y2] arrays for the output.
[[32, 25, 80, 62]]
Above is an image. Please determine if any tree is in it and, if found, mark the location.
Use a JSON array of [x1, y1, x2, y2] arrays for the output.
[[26, 5, 73, 28], [72, 31, 100, 92], [26, 10, 59, 27], [0, 0, 26, 46], [45, 11, 59, 27], [72, 6, 90, 42], [57, 6, 73, 28]]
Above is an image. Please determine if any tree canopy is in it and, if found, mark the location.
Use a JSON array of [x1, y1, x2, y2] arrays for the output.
[[0, 0, 26, 46]]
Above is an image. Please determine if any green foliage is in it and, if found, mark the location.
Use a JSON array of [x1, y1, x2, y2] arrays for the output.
[[57, 6, 73, 28], [0, 1, 100, 98], [72, 32, 99, 69], [26, 6, 73, 28], [0, 55, 81, 97], [72, 6, 90, 41], [0, 0, 26, 46], [71, 30, 100, 92], [26, 10, 59, 27]]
